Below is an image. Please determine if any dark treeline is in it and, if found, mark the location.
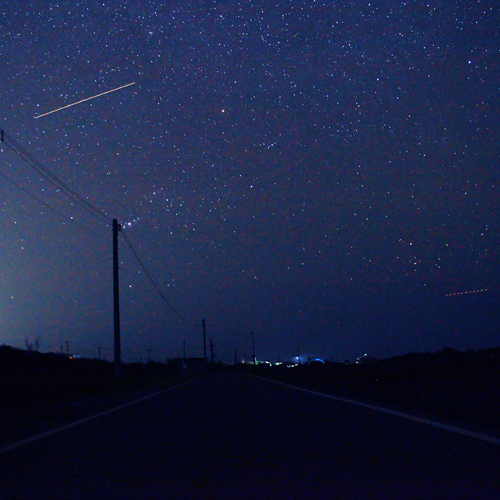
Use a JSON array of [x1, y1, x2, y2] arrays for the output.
[[0, 345, 178, 404]]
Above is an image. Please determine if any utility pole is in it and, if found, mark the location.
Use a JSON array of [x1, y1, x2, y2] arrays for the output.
[[113, 219, 122, 382], [251, 331, 256, 364], [183, 339, 186, 361], [234, 348, 237, 365], [65, 341, 69, 355], [98, 345, 102, 361], [202, 319, 207, 372], [209, 338, 216, 364], [147, 349, 152, 363]]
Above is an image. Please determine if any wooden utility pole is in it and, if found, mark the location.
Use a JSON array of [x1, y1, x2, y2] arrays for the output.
[[251, 331, 256, 364], [113, 219, 122, 382], [202, 319, 207, 372], [209, 338, 216, 363]]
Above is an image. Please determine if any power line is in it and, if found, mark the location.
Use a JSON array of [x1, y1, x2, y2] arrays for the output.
[[0, 170, 110, 242], [1, 129, 198, 333], [1, 130, 111, 224], [121, 229, 195, 326]]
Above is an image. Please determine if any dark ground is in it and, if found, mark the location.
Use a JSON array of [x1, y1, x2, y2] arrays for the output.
[[240, 347, 500, 436], [1, 345, 500, 445], [0, 346, 196, 446], [1, 372, 500, 499]]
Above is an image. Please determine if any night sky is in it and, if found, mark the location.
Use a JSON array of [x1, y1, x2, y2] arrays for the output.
[[1, 1, 499, 363]]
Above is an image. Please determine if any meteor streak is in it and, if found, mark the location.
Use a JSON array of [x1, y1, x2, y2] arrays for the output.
[[34, 82, 135, 119]]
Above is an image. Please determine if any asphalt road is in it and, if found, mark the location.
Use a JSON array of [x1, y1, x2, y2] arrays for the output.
[[0, 372, 499, 499]]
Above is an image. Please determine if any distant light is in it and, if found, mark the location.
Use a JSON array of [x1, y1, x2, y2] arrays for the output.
[[309, 358, 324, 364]]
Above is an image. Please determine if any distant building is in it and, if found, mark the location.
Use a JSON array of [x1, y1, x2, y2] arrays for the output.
[[308, 357, 325, 365]]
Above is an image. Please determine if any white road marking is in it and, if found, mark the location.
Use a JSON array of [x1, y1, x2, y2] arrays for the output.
[[0, 382, 188, 454], [4, 375, 499, 455], [259, 376, 500, 446]]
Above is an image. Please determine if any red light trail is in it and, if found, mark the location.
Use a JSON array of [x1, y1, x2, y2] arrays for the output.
[[445, 289, 488, 297]]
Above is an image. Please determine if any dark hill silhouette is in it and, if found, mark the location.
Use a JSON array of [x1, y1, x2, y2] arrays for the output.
[[1, 344, 500, 444], [237, 347, 500, 434], [0, 345, 189, 446]]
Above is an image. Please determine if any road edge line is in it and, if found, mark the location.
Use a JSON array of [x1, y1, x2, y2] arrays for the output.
[[255, 376, 500, 446], [0, 381, 190, 455]]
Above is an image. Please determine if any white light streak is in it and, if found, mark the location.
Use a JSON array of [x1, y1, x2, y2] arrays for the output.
[[34, 82, 136, 119]]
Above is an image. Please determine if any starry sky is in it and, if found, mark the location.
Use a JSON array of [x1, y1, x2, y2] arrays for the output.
[[1, 1, 499, 363]]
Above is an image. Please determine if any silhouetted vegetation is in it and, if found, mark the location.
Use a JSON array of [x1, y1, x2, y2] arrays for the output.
[[0, 346, 112, 403], [2, 344, 500, 442], [235, 347, 500, 433], [0, 345, 195, 445]]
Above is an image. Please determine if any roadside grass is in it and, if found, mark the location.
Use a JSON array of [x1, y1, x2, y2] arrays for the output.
[[2, 344, 500, 444], [0, 345, 199, 447]]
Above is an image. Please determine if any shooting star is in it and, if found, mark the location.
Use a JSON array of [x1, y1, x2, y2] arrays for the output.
[[34, 82, 135, 119]]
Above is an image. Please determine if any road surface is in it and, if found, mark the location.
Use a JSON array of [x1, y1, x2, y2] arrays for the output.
[[0, 372, 499, 499]]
